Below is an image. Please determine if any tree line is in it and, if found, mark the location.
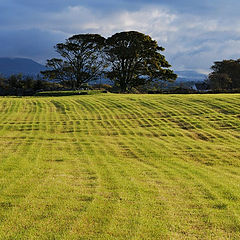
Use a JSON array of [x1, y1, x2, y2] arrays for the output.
[[0, 74, 61, 96], [1, 30, 240, 95], [41, 31, 177, 92], [206, 59, 240, 91]]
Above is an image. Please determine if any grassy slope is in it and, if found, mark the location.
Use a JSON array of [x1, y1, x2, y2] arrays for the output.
[[0, 94, 239, 239]]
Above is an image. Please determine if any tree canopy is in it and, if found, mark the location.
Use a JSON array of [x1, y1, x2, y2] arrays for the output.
[[41, 34, 106, 88], [208, 59, 240, 90], [41, 31, 177, 92], [105, 31, 177, 92]]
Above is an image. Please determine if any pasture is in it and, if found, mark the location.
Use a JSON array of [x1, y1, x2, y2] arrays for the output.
[[0, 93, 240, 239]]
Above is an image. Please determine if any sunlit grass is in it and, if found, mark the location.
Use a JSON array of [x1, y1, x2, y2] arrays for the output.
[[0, 93, 239, 239]]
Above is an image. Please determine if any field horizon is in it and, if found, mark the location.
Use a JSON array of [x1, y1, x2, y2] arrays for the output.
[[0, 93, 239, 239]]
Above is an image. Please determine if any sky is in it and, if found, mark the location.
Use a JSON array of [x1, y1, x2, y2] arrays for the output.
[[0, 0, 240, 74]]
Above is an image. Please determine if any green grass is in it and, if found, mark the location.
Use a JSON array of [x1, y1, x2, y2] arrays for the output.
[[0, 93, 240, 239], [35, 90, 105, 96]]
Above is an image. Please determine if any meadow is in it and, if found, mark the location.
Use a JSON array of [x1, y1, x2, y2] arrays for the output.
[[0, 93, 239, 239]]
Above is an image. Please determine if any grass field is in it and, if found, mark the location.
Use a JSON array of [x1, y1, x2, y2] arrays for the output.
[[0, 93, 240, 239]]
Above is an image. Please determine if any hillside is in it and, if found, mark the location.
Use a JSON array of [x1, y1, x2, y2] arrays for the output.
[[0, 57, 46, 76], [0, 57, 207, 84], [175, 70, 207, 82], [0, 94, 239, 239]]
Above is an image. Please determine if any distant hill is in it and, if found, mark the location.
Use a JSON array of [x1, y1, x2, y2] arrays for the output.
[[0, 57, 46, 77], [0, 57, 207, 83], [175, 70, 207, 82], [97, 71, 207, 86]]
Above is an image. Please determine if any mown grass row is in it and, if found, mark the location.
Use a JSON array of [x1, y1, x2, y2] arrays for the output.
[[0, 94, 239, 239]]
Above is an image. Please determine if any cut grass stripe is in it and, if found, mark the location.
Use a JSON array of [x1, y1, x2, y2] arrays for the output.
[[0, 94, 239, 239]]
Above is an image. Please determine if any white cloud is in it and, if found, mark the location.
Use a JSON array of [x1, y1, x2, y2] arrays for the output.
[[38, 5, 240, 72], [39, 5, 177, 37], [1, 2, 240, 72]]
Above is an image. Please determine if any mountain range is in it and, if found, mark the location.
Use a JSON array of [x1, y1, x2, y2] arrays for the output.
[[0, 57, 46, 77], [175, 71, 207, 82], [0, 57, 207, 82]]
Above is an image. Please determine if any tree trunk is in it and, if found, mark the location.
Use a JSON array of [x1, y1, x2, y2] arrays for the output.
[[120, 80, 127, 93]]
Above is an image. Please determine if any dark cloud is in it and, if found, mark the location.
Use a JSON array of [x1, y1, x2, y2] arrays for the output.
[[3, 0, 239, 15], [0, 0, 240, 71], [0, 29, 66, 63]]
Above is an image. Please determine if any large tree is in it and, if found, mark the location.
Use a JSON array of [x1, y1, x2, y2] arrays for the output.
[[104, 31, 177, 92], [41, 34, 106, 88], [208, 59, 240, 90], [208, 73, 232, 90]]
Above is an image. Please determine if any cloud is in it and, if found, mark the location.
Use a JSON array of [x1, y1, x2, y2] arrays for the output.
[[48, 5, 177, 36], [0, 0, 240, 72], [0, 29, 66, 64]]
